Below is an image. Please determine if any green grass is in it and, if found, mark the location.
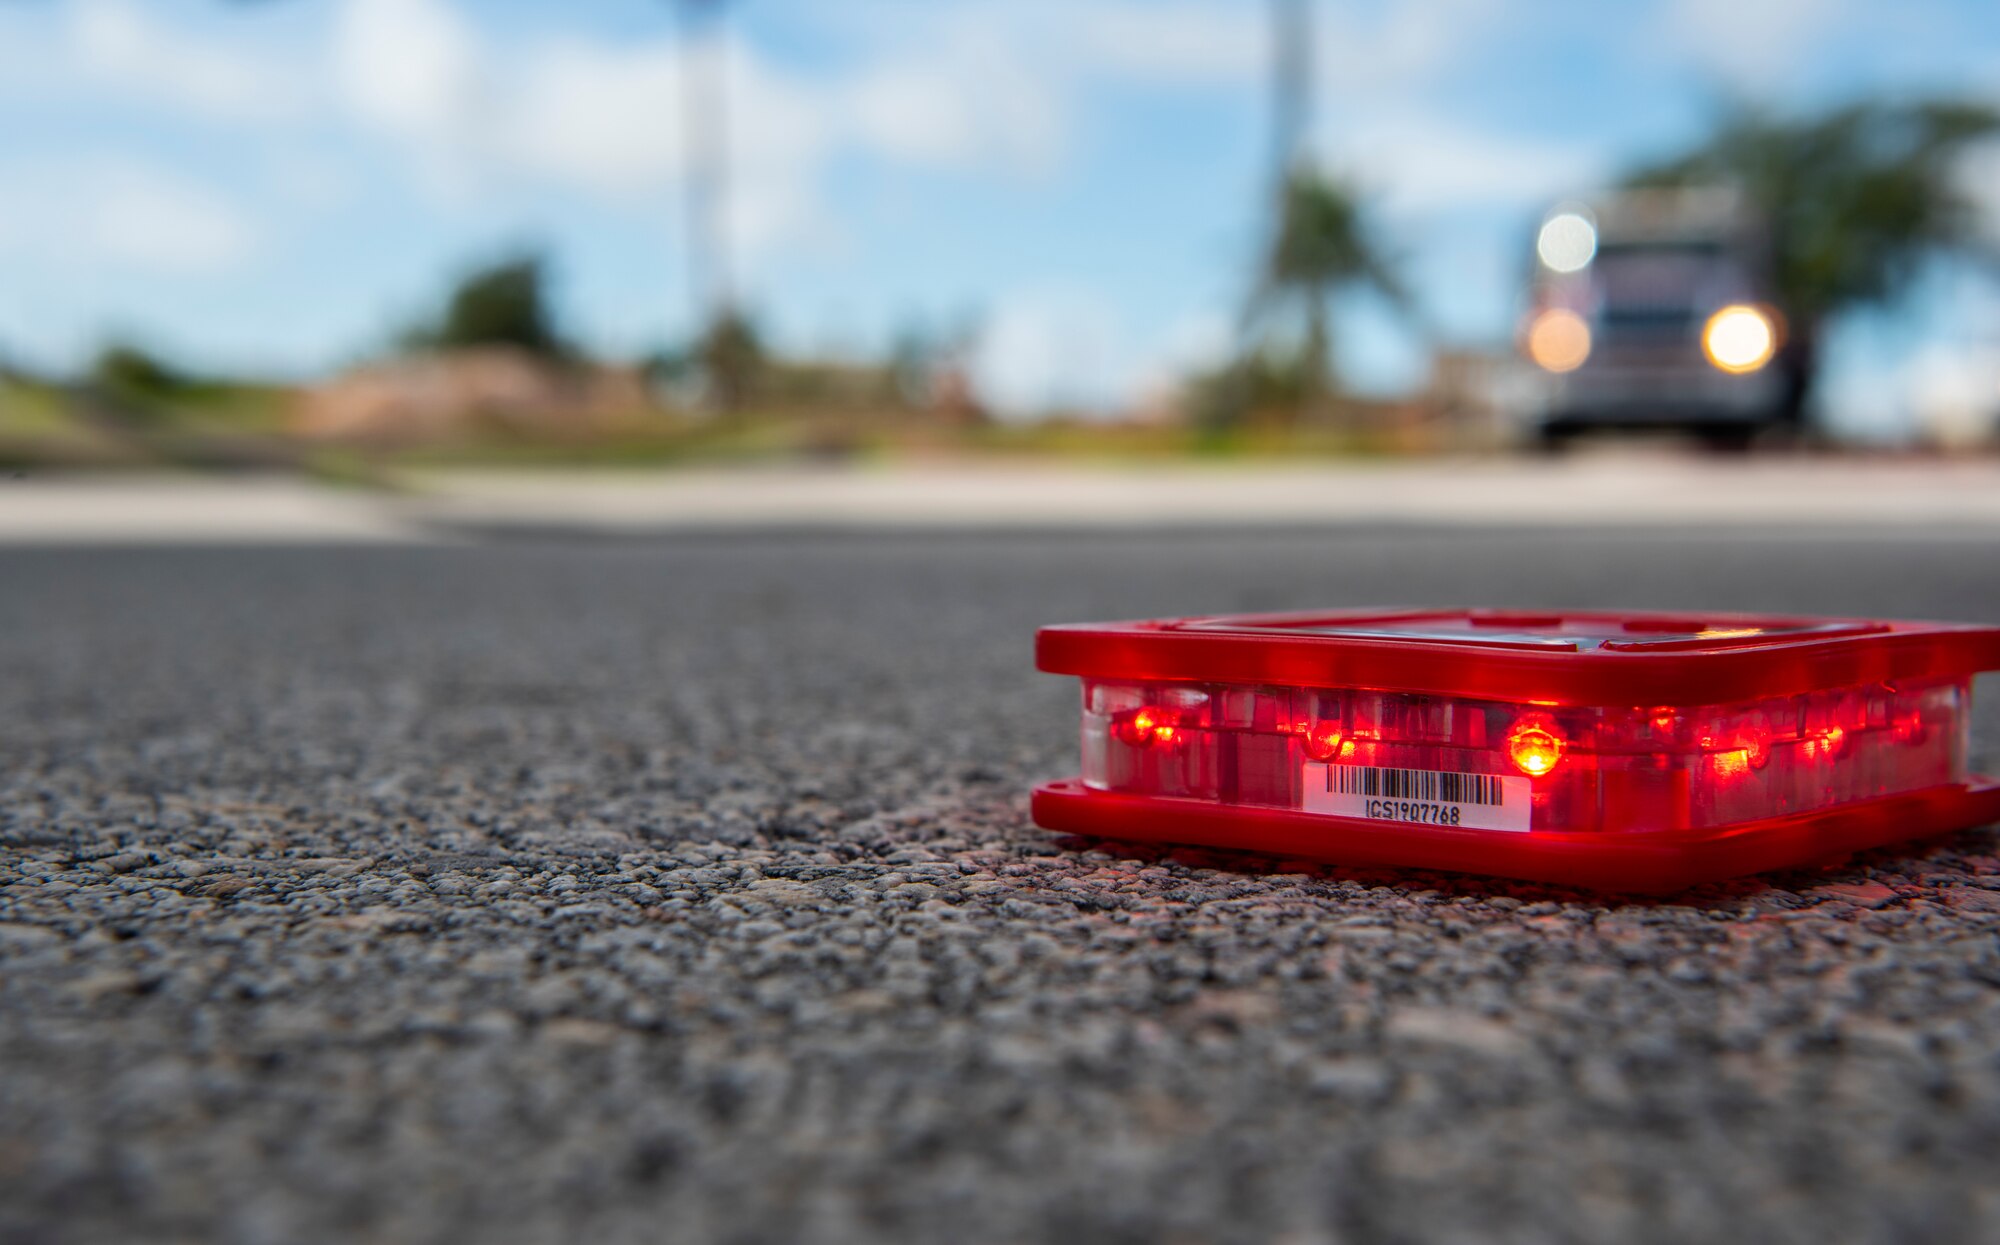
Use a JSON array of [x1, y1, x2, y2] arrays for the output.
[[363, 399, 1436, 470], [155, 383, 294, 435], [0, 378, 79, 437], [0, 379, 1448, 475], [0, 378, 143, 467]]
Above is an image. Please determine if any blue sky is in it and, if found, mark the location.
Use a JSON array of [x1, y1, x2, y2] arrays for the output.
[[2, 0, 1998, 430]]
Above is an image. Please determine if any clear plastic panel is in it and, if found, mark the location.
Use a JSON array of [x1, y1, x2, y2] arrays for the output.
[[1079, 676, 1969, 834]]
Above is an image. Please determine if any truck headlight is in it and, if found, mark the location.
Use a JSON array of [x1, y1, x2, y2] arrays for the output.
[[1702, 305, 1776, 374], [1526, 308, 1591, 373]]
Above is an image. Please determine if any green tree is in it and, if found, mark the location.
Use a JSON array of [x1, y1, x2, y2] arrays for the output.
[[640, 310, 766, 415], [90, 342, 187, 402], [1248, 168, 1407, 409], [1625, 100, 1999, 395], [698, 308, 763, 413], [411, 253, 567, 357]]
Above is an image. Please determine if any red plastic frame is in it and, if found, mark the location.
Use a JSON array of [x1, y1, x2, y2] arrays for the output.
[[1038, 608, 2000, 707], [1034, 609, 2000, 892]]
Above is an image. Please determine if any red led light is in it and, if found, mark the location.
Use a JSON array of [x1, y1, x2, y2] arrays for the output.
[[1712, 749, 1752, 782], [1739, 726, 1772, 770], [1505, 719, 1565, 776], [1034, 608, 2000, 892], [1303, 722, 1345, 761], [1114, 706, 1177, 747]]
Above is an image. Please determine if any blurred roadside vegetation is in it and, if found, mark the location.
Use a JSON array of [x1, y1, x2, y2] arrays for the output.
[[0, 240, 1437, 477], [0, 348, 297, 472], [3, 92, 1996, 475]]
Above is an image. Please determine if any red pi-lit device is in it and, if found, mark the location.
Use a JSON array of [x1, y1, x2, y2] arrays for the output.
[[1033, 609, 2000, 892]]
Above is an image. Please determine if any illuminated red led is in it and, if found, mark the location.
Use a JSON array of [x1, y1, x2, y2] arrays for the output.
[[1113, 706, 1177, 747], [1697, 725, 1771, 771], [1302, 722, 1345, 761], [1034, 608, 2000, 892], [1505, 719, 1565, 776], [1739, 726, 1772, 770]]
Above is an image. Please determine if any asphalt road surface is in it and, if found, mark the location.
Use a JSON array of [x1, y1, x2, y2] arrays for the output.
[[5, 526, 2000, 1245]]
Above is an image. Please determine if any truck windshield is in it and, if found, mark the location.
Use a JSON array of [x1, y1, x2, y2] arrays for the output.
[[1592, 240, 1741, 333]]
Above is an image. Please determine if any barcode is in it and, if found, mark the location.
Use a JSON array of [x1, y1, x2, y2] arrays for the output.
[[1332, 766, 1505, 807]]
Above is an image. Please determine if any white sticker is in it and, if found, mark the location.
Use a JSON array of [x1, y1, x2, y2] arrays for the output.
[[1303, 763, 1532, 833]]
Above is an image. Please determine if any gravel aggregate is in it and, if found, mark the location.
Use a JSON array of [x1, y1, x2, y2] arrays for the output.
[[4, 528, 2000, 1244]]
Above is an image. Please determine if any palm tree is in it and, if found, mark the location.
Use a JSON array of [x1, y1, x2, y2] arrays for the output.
[[1624, 99, 2000, 413], [1206, 0, 1405, 426], [1253, 167, 1407, 404]]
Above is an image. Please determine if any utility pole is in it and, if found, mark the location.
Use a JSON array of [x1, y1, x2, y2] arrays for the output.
[[1269, 0, 1312, 199], [678, 0, 732, 338], [1215, 0, 1314, 432]]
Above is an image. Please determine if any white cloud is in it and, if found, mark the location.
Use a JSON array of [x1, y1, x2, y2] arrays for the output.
[[1156, 310, 1235, 375], [1280, 0, 1610, 213], [971, 298, 1246, 419], [30, 0, 1562, 264], [268, 152, 356, 214], [507, 41, 686, 194], [846, 53, 1065, 175], [94, 168, 258, 272], [0, 160, 258, 275], [321, 0, 1034, 251], [1068, 1, 1264, 86], [502, 35, 836, 253], [1661, 0, 1849, 84], [335, 0, 479, 137], [1316, 0, 1505, 93], [1322, 115, 1607, 213], [331, 0, 493, 195], [973, 289, 1130, 417], [1131, 309, 1235, 406], [966, 0, 1593, 219], [69, 0, 310, 124]]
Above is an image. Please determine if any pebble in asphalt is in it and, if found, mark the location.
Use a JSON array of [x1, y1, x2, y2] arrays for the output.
[[4, 528, 2000, 1244]]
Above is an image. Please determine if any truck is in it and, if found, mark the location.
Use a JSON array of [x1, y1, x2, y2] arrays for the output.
[[1519, 187, 1808, 450]]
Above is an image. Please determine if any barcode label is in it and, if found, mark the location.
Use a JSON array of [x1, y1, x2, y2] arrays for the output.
[[1332, 766, 1507, 806], [1304, 763, 1531, 832]]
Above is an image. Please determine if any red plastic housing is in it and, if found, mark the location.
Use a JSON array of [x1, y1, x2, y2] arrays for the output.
[[1034, 609, 2000, 892]]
